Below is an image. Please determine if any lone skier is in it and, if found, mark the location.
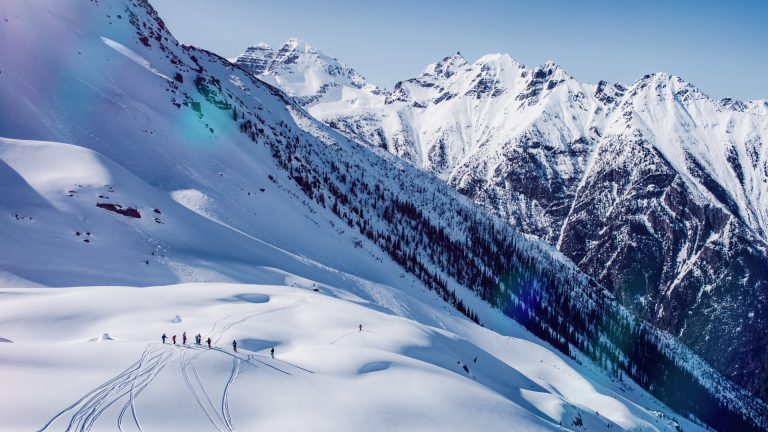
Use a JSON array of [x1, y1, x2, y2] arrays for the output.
[[270, 347, 275, 358], [206, 337, 212, 349], [359, 324, 362, 332], [232, 340, 237, 353]]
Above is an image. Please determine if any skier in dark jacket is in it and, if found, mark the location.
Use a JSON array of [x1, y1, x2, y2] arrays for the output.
[[172, 335, 177, 344], [206, 337, 212, 349], [232, 340, 237, 353], [162, 333, 167, 344], [270, 347, 275, 358], [182, 332, 187, 345]]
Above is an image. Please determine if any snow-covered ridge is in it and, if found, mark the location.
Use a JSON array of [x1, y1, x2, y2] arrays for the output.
[[235, 37, 768, 407], [236, 38, 768, 239]]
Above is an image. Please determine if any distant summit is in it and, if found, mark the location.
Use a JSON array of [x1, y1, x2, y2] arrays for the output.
[[234, 38, 385, 106]]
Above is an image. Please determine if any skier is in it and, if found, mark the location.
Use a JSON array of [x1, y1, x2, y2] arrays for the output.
[[182, 332, 187, 345], [161, 333, 167, 344], [232, 340, 237, 353], [358, 324, 362, 332], [270, 347, 275, 358], [196, 334, 201, 345], [206, 337, 212, 349], [172, 335, 177, 344]]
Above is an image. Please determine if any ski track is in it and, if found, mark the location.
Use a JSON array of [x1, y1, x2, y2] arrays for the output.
[[222, 357, 240, 432], [209, 347, 290, 376], [39, 345, 174, 432], [180, 348, 228, 432], [328, 330, 357, 345], [118, 346, 174, 432], [208, 299, 307, 344], [74, 349, 171, 432], [117, 346, 151, 432], [329, 328, 374, 346], [252, 353, 315, 374], [247, 354, 290, 375]]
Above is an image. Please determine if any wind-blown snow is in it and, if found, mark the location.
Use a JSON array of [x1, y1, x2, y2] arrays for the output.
[[101, 36, 172, 81]]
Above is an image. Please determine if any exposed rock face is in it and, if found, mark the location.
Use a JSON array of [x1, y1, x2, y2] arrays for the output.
[[234, 42, 274, 75], [236, 43, 768, 401], [557, 132, 768, 395], [235, 38, 385, 107]]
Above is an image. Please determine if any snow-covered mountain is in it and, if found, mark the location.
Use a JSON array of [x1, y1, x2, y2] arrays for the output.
[[1, 1, 766, 430], [236, 38, 386, 107], [235, 40, 768, 404]]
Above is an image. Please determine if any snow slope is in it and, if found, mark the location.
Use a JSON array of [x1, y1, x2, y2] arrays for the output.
[[0, 1, 765, 430], [1, 282, 705, 432]]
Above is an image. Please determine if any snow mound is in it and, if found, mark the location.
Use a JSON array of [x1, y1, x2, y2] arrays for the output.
[[238, 338, 277, 352], [357, 361, 390, 374], [170, 189, 220, 223], [227, 293, 270, 304]]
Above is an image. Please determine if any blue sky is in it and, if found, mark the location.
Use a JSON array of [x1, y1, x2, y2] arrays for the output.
[[150, 0, 767, 100]]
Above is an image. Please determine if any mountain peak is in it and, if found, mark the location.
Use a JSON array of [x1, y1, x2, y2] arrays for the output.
[[236, 42, 276, 75], [629, 72, 707, 102], [281, 37, 313, 53], [475, 53, 522, 69], [422, 52, 468, 79], [635, 71, 692, 87], [235, 37, 385, 103], [539, 60, 569, 75], [524, 60, 573, 86]]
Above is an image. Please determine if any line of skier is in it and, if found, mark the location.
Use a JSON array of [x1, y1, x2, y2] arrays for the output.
[[161, 323, 366, 357], [162, 331, 212, 348], [161, 331, 275, 358]]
